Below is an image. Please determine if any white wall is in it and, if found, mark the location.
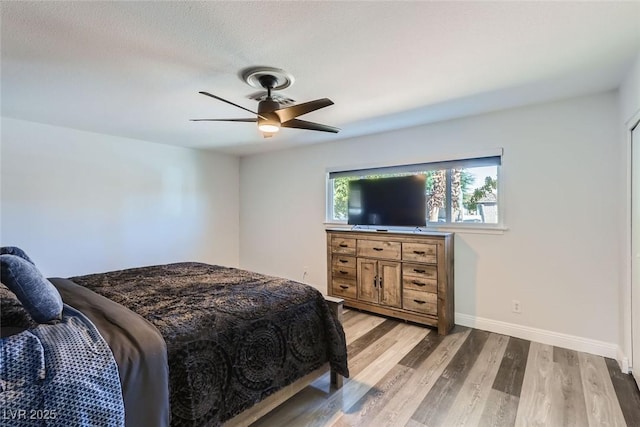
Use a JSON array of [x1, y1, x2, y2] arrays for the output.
[[620, 54, 640, 124], [1, 117, 240, 277], [240, 91, 622, 350]]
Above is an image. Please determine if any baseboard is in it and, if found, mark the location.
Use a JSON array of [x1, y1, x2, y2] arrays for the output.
[[455, 313, 618, 360], [617, 346, 631, 374]]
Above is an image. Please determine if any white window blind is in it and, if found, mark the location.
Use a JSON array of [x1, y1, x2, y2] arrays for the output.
[[328, 155, 501, 179]]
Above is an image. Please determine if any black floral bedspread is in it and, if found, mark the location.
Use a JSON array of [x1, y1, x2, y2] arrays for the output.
[[69, 262, 349, 426]]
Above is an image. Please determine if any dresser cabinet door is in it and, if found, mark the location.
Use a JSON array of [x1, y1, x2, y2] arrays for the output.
[[357, 258, 378, 303], [379, 261, 401, 308]]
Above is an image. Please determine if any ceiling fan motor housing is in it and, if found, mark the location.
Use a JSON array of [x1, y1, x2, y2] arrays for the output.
[[258, 98, 281, 128], [258, 98, 280, 114], [256, 98, 281, 133]]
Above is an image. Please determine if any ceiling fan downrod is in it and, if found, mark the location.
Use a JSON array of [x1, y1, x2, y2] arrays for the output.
[[258, 74, 278, 99]]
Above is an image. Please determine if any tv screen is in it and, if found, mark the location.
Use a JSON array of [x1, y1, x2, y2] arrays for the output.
[[347, 175, 426, 227]]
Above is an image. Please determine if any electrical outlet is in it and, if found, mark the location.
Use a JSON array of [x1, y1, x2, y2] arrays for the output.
[[512, 300, 522, 314]]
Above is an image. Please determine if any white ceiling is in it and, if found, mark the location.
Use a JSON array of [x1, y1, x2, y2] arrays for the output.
[[2, 1, 639, 156]]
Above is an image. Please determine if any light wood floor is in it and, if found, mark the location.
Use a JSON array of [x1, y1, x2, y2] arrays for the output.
[[251, 309, 640, 427]]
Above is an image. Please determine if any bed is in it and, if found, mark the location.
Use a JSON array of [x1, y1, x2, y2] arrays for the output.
[[1, 253, 349, 427]]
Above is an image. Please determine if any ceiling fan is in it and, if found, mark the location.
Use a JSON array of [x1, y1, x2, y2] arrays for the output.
[[191, 67, 339, 137]]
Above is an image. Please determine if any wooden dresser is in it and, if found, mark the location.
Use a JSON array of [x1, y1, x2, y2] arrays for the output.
[[326, 229, 454, 335]]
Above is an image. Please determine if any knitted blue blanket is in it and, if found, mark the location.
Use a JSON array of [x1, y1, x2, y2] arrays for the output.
[[0, 305, 124, 427]]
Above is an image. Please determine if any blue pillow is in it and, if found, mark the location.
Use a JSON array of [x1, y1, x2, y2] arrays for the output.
[[1, 283, 38, 336], [0, 254, 63, 323], [1, 246, 35, 265]]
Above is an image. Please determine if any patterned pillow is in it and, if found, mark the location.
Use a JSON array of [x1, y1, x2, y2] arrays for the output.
[[0, 254, 63, 324], [0, 282, 38, 336], [1, 246, 35, 265]]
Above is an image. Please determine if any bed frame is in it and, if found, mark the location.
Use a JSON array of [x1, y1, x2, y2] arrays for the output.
[[225, 296, 345, 427]]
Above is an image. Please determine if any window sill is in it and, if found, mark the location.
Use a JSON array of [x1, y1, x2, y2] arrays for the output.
[[323, 222, 350, 228], [424, 225, 507, 235], [323, 222, 507, 235]]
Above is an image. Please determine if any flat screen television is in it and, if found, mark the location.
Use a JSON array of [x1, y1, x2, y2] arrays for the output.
[[347, 175, 427, 227]]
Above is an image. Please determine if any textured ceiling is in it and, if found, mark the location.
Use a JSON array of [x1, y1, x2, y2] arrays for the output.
[[1, 1, 639, 155]]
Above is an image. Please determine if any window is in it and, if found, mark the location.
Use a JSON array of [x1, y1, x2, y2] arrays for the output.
[[327, 154, 502, 227]]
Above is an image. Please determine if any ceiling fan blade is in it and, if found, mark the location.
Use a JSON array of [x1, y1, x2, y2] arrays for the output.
[[274, 98, 334, 122], [190, 118, 257, 122], [198, 91, 266, 119], [281, 118, 340, 133]]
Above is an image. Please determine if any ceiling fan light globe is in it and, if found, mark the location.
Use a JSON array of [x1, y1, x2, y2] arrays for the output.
[[257, 113, 281, 133], [258, 123, 280, 133]]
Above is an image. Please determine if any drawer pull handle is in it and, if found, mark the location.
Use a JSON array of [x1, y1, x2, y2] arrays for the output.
[[339, 270, 349, 275], [339, 243, 349, 248], [373, 247, 384, 251], [339, 259, 349, 263], [413, 269, 426, 273], [413, 299, 426, 304], [411, 280, 426, 287], [339, 285, 349, 290], [413, 250, 426, 255]]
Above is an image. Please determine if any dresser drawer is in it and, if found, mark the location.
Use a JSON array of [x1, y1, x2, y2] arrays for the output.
[[332, 255, 356, 269], [402, 242, 437, 263], [402, 264, 437, 279], [403, 275, 437, 293], [331, 279, 357, 299], [357, 240, 401, 260], [403, 289, 437, 315], [331, 265, 356, 280], [332, 237, 356, 254]]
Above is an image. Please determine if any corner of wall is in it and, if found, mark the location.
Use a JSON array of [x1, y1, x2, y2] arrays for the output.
[[618, 52, 640, 373]]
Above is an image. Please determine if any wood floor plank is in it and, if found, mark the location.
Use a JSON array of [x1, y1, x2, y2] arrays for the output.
[[372, 326, 472, 427], [290, 322, 429, 427], [341, 309, 367, 328], [605, 357, 640, 426], [341, 309, 357, 322], [398, 328, 442, 369], [479, 389, 520, 427], [347, 323, 404, 378], [257, 321, 424, 427], [579, 352, 627, 427], [252, 315, 397, 427], [347, 319, 398, 359], [331, 364, 413, 427], [324, 326, 446, 425], [551, 347, 588, 427], [411, 329, 491, 426], [334, 328, 467, 427], [440, 333, 510, 427], [310, 370, 331, 392], [249, 379, 330, 426], [342, 312, 387, 345], [516, 343, 600, 427], [492, 336, 530, 397], [342, 322, 429, 400], [514, 342, 554, 427]]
